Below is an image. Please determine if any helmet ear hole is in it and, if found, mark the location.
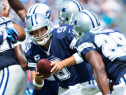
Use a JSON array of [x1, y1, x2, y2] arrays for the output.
[[29, 32, 33, 35], [45, 26, 48, 30], [66, 17, 69, 21]]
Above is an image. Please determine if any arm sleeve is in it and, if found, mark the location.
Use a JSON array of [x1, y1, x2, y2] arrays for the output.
[[75, 33, 97, 61], [25, 43, 36, 71]]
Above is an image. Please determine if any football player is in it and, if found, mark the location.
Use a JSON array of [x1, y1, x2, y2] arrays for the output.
[[7, 1, 59, 95], [73, 10, 126, 95], [0, 4, 28, 95], [54, 0, 103, 94], [52, 9, 126, 95], [25, 3, 59, 95], [2, 3, 26, 41]]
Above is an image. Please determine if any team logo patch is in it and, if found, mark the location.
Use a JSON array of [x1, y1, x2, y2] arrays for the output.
[[46, 10, 51, 19], [34, 54, 40, 62], [62, 8, 66, 13]]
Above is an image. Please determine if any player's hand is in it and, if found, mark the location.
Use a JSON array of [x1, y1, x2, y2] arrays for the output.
[[2, 3, 9, 17], [35, 67, 47, 80], [35, 72, 47, 80], [50, 61, 65, 75], [6, 28, 19, 43]]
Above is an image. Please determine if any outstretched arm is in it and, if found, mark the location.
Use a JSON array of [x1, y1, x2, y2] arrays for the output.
[[13, 22, 26, 41], [51, 55, 76, 74], [2, 3, 28, 70], [2, 3, 26, 41], [7, 0, 27, 22], [51, 52, 83, 74], [51, 50, 110, 94]]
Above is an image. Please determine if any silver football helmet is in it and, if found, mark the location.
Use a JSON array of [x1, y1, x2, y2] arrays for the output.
[[26, 3, 51, 21], [25, 13, 52, 45], [58, 0, 83, 26], [72, 10, 101, 38]]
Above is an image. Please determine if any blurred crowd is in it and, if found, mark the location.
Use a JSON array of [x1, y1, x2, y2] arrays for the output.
[[0, 0, 126, 92], [0, 0, 126, 32], [0, 0, 126, 50]]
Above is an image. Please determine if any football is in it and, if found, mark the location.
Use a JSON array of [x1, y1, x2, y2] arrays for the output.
[[37, 59, 53, 78]]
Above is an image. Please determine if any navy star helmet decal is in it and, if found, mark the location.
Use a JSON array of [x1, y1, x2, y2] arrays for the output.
[[74, 20, 78, 25], [62, 8, 66, 13]]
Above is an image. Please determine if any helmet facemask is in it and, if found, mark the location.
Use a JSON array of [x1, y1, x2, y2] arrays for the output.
[[29, 26, 52, 45], [26, 14, 52, 46], [58, 10, 74, 26], [58, 0, 83, 26]]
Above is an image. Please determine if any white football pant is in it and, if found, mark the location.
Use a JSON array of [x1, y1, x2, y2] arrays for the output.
[[58, 80, 100, 95], [0, 65, 27, 95]]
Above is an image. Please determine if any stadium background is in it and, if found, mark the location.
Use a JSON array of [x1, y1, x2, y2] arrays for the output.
[[0, 0, 126, 93]]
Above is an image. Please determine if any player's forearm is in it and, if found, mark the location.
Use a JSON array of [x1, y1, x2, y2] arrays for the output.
[[85, 50, 110, 94], [14, 44, 29, 70], [93, 68, 110, 95], [13, 22, 26, 41], [61, 55, 76, 68], [8, 0, 27, 22]]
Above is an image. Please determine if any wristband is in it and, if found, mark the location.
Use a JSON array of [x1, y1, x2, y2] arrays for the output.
[[33, 78, 44, 88], [73, 53, 83, 64], [14, 41, 21, 47]]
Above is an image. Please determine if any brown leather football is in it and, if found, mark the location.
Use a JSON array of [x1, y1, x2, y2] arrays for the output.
[[37, 59, 53, 78]]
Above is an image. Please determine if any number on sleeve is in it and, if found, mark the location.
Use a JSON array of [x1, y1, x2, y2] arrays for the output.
[[57, 26, 67, 33]]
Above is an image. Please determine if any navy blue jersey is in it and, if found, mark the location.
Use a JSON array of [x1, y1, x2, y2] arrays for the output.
[[0, 17, 19, 70], [33, 80, 59, 95], [25, 24, 94, 88], [76, 28, 126, 85]]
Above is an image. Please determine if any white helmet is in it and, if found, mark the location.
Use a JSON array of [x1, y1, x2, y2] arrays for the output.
[[58, 0, 83, 26], [26, 3, 51, 21], [72, 10, 101, 38], [25, 13, 52, 45]]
